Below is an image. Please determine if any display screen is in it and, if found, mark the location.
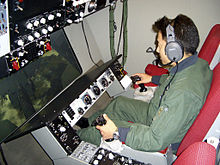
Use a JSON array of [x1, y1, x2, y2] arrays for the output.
[[0, 29, 82, 143]]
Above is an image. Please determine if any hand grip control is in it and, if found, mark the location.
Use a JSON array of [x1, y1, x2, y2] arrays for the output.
[[130, 76, 147, 92]]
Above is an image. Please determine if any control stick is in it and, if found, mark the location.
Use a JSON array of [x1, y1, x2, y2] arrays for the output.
[[91, 115, 107, 126], [130, 75, 147, 92], [91, 115, 114, 142]]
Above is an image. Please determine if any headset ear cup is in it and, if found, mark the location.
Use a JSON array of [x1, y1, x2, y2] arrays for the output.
[[165, 41, 184, 62]]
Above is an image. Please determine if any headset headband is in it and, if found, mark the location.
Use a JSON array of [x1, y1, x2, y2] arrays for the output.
[[165, 24, 183, 62], [166, 24, 175, 42]]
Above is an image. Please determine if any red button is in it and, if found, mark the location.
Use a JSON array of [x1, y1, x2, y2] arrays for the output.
[[12, 61, 20, 71], [46, 42, 52, 51]]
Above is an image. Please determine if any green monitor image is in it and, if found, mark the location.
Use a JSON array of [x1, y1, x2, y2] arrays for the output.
[[0, 29, 82, 143]]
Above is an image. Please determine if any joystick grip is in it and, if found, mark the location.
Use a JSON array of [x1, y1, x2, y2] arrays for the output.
[[131, 75, 147, 92], [91, 115, 107, 126], [91, 115, 114, 142], [130, 75, 141, 83], [139, 84, 148, 92]]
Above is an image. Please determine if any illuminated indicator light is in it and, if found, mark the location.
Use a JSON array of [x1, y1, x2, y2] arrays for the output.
[[46, 42, 52, 51]]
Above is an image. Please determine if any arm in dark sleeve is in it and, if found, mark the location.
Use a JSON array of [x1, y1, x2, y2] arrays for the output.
[[151, 75, 161, 85], [118, 127, 130, 142]]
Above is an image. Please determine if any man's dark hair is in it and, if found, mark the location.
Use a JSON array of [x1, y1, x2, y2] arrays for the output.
[[152, 14, 200, 55]]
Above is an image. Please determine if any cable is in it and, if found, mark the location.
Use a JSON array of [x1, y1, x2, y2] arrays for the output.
[[109, 0, 128, 66], [81, 21, 99, 68], [122, 0, 128, 66], [158, 62, 179, 108], [116, 4, 124, 56], [109, 5, 116, 59]]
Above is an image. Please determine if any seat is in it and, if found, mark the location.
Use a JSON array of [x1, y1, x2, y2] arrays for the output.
[[198, 24, 220, 68], [176, 24, 220, 156], [176, 62, 220, 156], [173, 142, 216, 165]]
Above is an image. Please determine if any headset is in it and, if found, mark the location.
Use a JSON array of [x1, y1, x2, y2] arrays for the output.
[[158, 24, 183, 108], [165, 24, 184, 62]]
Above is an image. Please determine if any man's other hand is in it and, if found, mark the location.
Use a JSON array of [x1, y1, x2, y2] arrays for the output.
[[96, 114, 118, 140], [132, 73, 152, 84]]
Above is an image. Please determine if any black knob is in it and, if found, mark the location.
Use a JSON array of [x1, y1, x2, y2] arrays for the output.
[[83, 94, 92, 105], [92, 86, 101, 95], [101, 78, 108, 87], [78, 107, 84, 115], [109, 75, 115, 81]]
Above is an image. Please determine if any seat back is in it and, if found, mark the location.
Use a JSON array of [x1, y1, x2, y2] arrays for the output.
[[176, 62, 220, 156], [198, 24, 220, 66], [173, 142, 216, 165]]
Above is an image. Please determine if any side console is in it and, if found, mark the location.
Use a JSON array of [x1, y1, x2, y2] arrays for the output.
[[47, 67, 117, 155], [90, 147, 149, 165], [31, 56, 144, 165], [32, 56, 135, 165]]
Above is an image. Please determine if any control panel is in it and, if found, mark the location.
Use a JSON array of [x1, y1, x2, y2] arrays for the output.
[[71, 142, 150, 165], [31, 56, 137, 164], [47, 114, 81, 155], [90, 148, 150, 165], [47, 67, 116, 155], [8, 0, 85, 51], [62, 68, 115, 127], [72, 141, 99, 163], [0, 0, 117, 78], [8, 0, 112, 51]]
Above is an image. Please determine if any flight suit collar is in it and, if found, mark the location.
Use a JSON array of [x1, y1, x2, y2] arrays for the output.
[[170, 53, 198, 74]]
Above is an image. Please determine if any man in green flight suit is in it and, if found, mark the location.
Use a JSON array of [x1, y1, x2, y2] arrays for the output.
[[77, 14, 213, 152]]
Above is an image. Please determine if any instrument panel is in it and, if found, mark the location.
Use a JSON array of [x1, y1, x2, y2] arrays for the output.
[[47, 67, 116, 155], [62, 68, 115, 127], [0, 0, 117, 78]]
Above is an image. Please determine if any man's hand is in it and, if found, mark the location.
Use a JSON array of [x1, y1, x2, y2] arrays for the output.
[[132, 73, 152, 84], [96, 114, 118, 140]]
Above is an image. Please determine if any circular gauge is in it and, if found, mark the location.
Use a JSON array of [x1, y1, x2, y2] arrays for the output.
[[92, 86, 101, 95], [83, 94, 92, 105], [101, 78, 108, 87]]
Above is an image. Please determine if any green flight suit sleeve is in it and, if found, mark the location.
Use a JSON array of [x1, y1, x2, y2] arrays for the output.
[[125, 89, 202, 152]]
